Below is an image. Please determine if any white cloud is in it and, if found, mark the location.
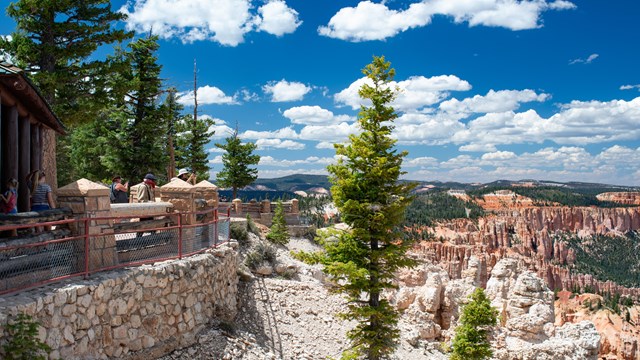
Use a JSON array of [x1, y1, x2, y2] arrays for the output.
[[459, 143, 498, 152], [316, 142, 336, 149], [451, 96, 640, 148], [335, 75, 471, 111], [255, 0, 302, 36], [394, 113, 465, 145], [256, 138, 305, 150], [440, 89, 549, 115], [241, 127, 299, 140], [620, 84, 640, 91], [481, 151, 516, 161], [319, 0, 576, 42], [569, 53, 599, 65], [283, 105, 353, 125], [404, 156, 439, 168], [258, 168, 329, 178], [263, 79, 312, 102], [299, 122, 360, 142], [120, 0, 300, 46], [259, 155, 336, 167], [178, 85, 237, 105]]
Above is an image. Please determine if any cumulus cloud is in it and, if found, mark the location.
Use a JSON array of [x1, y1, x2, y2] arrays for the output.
[[259, 155, 336, 167], [256, 138, 305, 150], [241, 127, 299, 140], [450, 96, 640, 148], [319, 0, 576, 42], [334, 75, 471, 111], [283, 105, 353, 125], [255, 0, 302, 36], [120, 0, 300, 46], [440, 89, 549, 115], [299, 122, 360, 142], [263, 79, 312, 102], [178, 85, 237, 105], [569, 53, 599, 65], [404, 145, 640, 186]]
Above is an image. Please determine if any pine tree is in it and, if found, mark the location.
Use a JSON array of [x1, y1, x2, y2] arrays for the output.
[[1, 0, 132, 187], [451, 288, 498, 360], [266, 201, 290, 245], [324, 56, 416, 360], [214, 128, 260, 199], [175, 114, 215, 181]]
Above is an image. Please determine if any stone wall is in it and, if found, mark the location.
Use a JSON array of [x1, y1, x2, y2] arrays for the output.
[[0, 245, 238, 360]]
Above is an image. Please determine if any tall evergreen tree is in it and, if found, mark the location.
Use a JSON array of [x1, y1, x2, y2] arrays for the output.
[[160, 88, 185, 180], [175, 114, 214, 181], [1, 0, 132, 186], [214, 128, 260, 199], [325, 56, 416, 359]]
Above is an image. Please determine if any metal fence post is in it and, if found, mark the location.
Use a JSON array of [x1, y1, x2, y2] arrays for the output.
[[178, 214, 183, 259], [84, 218, 89, 279]]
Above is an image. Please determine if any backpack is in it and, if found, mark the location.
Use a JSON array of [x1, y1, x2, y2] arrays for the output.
[[109, 183, 117, 203]]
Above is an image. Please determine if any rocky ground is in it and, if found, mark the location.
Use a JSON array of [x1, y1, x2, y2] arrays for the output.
[[159, 232, 448, 360], [159, 226, 601, 360]]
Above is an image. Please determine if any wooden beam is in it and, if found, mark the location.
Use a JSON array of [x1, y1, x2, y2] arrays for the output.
[[30, 124, 41, 172], [18, 115, 31, 212], [2, 105, 19, 181]]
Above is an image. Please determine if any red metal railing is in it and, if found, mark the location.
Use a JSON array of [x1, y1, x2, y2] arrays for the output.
[[0, 208, 231, 296]]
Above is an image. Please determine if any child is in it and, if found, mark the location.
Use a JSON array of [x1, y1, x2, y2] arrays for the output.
[[1, 178, 18, 214], [1, 178, 19, 236]]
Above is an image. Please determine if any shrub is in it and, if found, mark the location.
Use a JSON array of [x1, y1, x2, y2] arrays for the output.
[[246, 214, 260, 235], [244, 241, 277, 270], [230, 222, 249, 246], [2, 313, 51, 360]]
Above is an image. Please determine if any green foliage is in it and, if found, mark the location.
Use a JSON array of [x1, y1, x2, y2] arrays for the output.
[[324, 56, 416, 360], [244, 241, 277, 270], [215, 128, 260, 199], [2, 313, 51, 360], [230, 222, 249, 246], [404, 191, 485, 227], [450, 288, 498, 360], [559, 231, 640, 287], [266, 201, 290, 245], [175, 112, 215, 181], [246, 214, 260, 235]]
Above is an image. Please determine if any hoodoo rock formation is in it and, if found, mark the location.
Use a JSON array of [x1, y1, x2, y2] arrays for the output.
[[597, 192, 640, 205], [414, 204, 640, 359]]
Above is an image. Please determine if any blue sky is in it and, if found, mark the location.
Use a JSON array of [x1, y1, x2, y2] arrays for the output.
[[2, 0, 640, 186]]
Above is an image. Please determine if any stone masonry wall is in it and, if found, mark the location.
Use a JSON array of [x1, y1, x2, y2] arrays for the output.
[[0, 245, 238, 360]]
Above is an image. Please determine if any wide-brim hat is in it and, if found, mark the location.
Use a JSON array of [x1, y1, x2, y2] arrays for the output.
[[112, 175, 121, 181], [144, 173, 157, 181], [178, 168, 189, 177]]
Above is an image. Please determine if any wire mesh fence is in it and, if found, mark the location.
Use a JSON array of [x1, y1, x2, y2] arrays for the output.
[[0, 208, 232, 295]]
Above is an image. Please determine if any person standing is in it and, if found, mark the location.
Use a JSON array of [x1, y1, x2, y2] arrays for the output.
[[27, 170, 55, 211], [177, 168, 197, 185], [110, 176, 129, 203], [136, 173, 156, 237], [136, 173, 157, 203], [1, 178, 18, 214]]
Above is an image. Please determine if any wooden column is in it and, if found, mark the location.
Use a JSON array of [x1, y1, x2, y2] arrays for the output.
[[2, 105, 19, 181], [0, 102, 3, 184], [18, 116, 31, 212], [30, 123, 41, 172]]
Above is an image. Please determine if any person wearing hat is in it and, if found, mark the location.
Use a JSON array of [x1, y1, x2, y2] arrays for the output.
[[137, 173, 157, 203], [110, 176, 129, 204], [177, 168, 197, 185]]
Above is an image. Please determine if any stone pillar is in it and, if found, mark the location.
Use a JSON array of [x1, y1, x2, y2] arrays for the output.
[[160, 179, 196, 224], [57, 179, 117, 271], [161, 179, 197, 253], [261, 199, 271, 214], [291, 198, 299, 214], [232, 198, 242, 215], [193, 180, 219, 209]]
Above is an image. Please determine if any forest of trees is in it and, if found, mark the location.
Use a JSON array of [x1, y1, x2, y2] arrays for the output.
[[1, 1, 215, 186], [559, 231, 640, 288], [404, 191, 485, 227]]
